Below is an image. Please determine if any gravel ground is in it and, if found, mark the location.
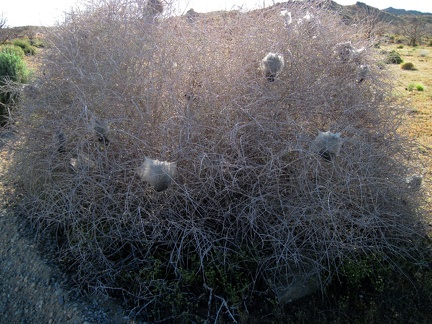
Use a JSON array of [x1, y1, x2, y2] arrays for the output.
[[0, 130, 134, 324]]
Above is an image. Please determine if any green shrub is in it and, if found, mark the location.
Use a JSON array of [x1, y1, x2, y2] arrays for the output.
[[0, 51, 29, 124], [13, 38, 36, 55], [401, 62, 415, 70], [385, 50, 403, 64], [30, 38, 44, 48], [416, 83, 425, 91], [0, 45, 25, 59], [0, 51, 28, 83], [407, 83, 425, 91], [397, 45, 404, 49]]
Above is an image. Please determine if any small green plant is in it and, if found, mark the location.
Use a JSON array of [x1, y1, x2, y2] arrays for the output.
[[416, 83, 425, 91], [401, 62, 415, 70], [385, 50, 403, 64], [13, 38, 36, 55], [407, 83, 425, 91], [397, 45, 404, 49], [376, 61, 386, 70]]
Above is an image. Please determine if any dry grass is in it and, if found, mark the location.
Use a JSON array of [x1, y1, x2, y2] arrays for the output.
[[383, 44, 432, 224], [7, 1, 431, 321]]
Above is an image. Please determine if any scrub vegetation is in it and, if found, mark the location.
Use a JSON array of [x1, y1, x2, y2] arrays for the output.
[[4, 0, 432, 322]]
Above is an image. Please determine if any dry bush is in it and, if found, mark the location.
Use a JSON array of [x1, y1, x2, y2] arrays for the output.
[[10, 0, 428, 321]]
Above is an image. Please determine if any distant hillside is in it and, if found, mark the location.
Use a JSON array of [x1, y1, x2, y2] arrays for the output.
[[337, 1, 403, 24], [331, 1, 432, 26], [384, 7, 432, 16], [4, 26, 46, 39]]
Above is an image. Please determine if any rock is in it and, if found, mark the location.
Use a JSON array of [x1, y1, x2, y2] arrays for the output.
[[265, 263, 321, 304]]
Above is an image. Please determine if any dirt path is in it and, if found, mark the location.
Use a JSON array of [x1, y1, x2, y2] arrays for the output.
[[0, 130, 129, 324]]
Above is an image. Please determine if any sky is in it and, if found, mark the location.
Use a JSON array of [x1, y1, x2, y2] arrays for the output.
[[2, 0, 432, 27]]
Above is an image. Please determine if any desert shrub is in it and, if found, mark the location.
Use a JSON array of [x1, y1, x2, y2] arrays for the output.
[[385, 50, 403, 64], [0, 51, 29, 125], [30, 38, 44, 48], [0, 44, 25, 58], [395, 36, 408, 44], [9, 0, 428, 321], [13, 38, 36, 55], [0, 52, 28, 82], [401, 62, 415, 70], [418, 49, 429, 57]]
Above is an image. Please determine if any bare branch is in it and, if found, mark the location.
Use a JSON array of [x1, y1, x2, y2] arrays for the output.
[[399, 16, 431, 46]]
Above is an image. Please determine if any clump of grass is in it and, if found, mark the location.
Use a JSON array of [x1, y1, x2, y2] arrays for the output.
[[9, 1, 429, 322], [407, 83, 425, 91], [30, 38, 44, 48], [416, 83, 425, 91], [385, 50, 403, 64], [13, 38, 36, 55], [401, 62, 415, 70]]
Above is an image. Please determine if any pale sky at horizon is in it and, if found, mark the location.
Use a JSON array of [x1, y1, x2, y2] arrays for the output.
[[2, 0, 432, 28]]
